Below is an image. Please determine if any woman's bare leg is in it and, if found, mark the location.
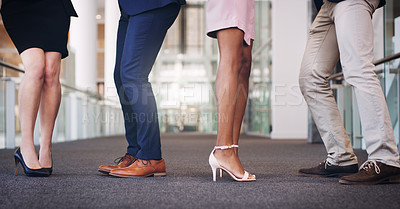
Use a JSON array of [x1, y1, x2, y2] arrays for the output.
[[19, 48, 46, 169], [232, 40, 253, 155], [38, 52, 62, 168], [213, 28, 252, 178]]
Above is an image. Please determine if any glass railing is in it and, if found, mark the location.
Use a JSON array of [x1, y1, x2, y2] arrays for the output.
[[0, 60, 124, 149], [384, 0, 400, 150]]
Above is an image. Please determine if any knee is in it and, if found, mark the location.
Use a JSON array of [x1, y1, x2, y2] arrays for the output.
[[114, 69, 126, 94], [25, 62, 45, 82], [114, 69, 120, 84], [43, 62, 60, 87], [298, 66, 314, 94], [220, 55, 242, 75], [119, 70, 130, 84]]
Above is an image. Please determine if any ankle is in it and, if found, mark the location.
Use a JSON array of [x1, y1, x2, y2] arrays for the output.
[[233, 148, 238, 155], [214, 148, 235, 158], [20, 144, 36, 155], [38, 148, 52, 162], [39, 147, 52, 154]]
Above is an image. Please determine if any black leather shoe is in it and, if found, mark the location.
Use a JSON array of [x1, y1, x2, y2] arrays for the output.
[[14, 148, 50, 177], [339, 160, 400, 185], [298, 160, 358, 177]]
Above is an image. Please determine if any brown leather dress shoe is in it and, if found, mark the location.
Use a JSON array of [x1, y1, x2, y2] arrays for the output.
[[339, 160, 400, 185], [98, 153, 137, 174], [109, 158, 166, 178]]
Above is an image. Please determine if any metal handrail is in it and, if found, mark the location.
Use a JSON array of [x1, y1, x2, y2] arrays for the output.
[[0, 60, 108, 101], [0, 60, 24, 73], [328, 52, 400, 81]]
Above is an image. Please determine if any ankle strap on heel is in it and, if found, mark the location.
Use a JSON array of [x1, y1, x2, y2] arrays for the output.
[[213, 144, 239, 152], [214, 145, 233, 150], [214, 145, 239, 150]]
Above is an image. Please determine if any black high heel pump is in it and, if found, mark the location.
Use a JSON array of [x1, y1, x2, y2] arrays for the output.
[[14, 148, 50, 177], [38, 153, 53, 175], [42, 162, 53, 176], [42, 165, 53, 175]]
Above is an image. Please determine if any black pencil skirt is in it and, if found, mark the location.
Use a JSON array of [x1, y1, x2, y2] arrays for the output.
[[0, 0, 72, 59]]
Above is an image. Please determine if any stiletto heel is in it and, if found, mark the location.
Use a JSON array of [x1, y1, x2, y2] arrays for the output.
[[14, 158, 19, 176], [209, 145, 256, 182], [14, 148, 50, 177], [212, 167, 217, 182]]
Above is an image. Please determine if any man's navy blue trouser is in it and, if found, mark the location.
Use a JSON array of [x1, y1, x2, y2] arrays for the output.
[[114, 3, 180, 160]]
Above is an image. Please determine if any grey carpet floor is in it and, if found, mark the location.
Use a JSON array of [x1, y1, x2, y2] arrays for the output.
[[0, 134, 399, 209]]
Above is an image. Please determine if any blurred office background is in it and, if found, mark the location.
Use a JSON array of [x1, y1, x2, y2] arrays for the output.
[[0, 0, 399, 151]]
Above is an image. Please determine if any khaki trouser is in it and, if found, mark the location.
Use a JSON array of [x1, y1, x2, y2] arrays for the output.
[[299, 0, 400, 168]]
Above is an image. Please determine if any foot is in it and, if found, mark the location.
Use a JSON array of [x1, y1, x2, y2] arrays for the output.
[[98, 153, 137, 174], [20, 146, 41, 169], [213, 148, 255, 180], [298, 160, 358, 177], [109, 158, 166, 178], [339, 160, 400, 185], [39, 149, 52, 168]]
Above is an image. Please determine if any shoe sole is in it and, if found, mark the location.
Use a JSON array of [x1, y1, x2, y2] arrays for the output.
[[25, 173, 50, 177], [217, 168, 256, 182], [109, 172, 167, 178], [339, 174, 400, 185], [297, 171, 356, 178], [98, 169, 111, 175]]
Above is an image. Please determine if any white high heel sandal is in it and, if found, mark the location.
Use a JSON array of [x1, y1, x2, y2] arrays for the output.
[[209, 145, 256, 182]]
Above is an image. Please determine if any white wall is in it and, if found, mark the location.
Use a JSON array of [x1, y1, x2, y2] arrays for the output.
[[270, 0, 309, 139]]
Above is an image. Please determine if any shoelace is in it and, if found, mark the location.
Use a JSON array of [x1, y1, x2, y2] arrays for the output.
[[323, 160, 333, 169], [360, 160, 381, 174], [140, 159, 151, 165], [114, 154, 136, 165]]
